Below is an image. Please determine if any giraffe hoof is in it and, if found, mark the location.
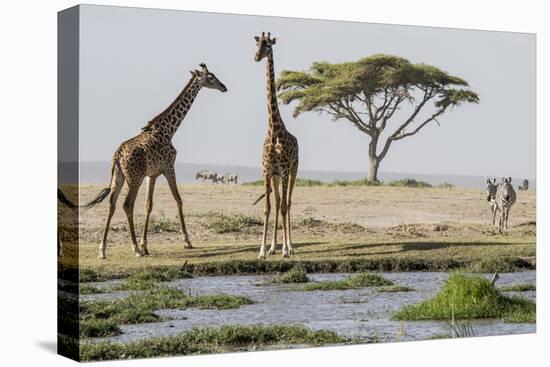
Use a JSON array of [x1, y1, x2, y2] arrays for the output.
[[258, 254, 266, 260], [282, 252, 290, 259], [98, 254, 106, 260], [288, 249, 294, 255], [268, 248, 276, 255], [135, 251, 143, 257]]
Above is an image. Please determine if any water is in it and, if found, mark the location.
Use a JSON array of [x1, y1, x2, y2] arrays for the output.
[[84, 271, 535, 345]]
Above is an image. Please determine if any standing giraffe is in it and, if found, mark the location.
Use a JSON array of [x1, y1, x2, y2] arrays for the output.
[[252, 32, 299, 259], [85, 63, 227, 259]]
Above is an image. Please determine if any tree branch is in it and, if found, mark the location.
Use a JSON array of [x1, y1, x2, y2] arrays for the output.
[[392, 107, 448, 141]]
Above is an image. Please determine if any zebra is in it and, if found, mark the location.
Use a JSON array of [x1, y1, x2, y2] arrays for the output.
[[495, 177, 516, 233], [518, 179, 529, 191], [216, 173, 225, 184], [485, 178, 499, 226], [224, 173, 238, 184], [196, 170, 218, 183]]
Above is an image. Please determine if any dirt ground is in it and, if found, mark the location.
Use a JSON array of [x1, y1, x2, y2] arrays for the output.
[[56, 184, 536, 271], [76, 183, 535, 231]]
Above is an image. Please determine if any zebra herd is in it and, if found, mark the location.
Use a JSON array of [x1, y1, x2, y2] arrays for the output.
[[485, 177, 518, 233], [195, 170, 238, 184]]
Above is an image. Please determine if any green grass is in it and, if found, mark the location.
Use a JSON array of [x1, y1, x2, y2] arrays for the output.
[[80, 324, 347, 361], [387, 179, 432, 188], [328, 178, 382, 187], [79, 283, 105, 294], [80, 319, 121, 338], [80, 287, 254, 337], [393, 273, 536, 323], [266, 267, 310, 284], [298, 273, 393, 291], [111, 268, 193, 291], [140, 213, 180, 233], [243, 177, 382, 187], [375, 285, 415, 292], [438, 182, 455, 189], [77, 256, 535, 282], [499, 284, 536, 292], [467, 257, 525, 273], [204, 212, 263, 233]]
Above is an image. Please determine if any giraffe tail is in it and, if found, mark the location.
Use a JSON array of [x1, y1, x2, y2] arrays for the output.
[[81, 158, 119, 208], [57, 189, 78, 209], [252, 187, 272, 206], [252, 193, 265, 206]]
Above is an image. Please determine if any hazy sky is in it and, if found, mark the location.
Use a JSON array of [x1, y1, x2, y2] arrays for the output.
[[79, 5, 536, 178]]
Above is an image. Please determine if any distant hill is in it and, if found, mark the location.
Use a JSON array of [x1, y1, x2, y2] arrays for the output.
[[60, 161, 535, 189]]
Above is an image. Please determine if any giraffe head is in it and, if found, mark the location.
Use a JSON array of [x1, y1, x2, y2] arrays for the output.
[[191, 63, 227, 92], [254, 32, 277, 62]]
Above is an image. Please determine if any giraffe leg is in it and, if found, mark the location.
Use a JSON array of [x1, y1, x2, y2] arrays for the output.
[[165, 169, 192, 249], [280, 175, 290, 258], [286, 171, 297, 255], [98, 169, 125, 259], [140, 175, 158, 256], [123, 181, 144, 257], [268, 176, 281, 255], [259, 179, 271, 260]]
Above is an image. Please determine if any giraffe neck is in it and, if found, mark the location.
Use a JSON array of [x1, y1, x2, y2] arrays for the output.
[[143, 75, 202, 140], [266, 52, 285, 136]]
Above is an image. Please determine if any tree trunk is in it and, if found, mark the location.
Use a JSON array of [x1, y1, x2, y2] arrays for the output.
[[368, 133, 381, 182], [368, 156, 380, 182]]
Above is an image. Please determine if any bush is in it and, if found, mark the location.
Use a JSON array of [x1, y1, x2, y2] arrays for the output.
[[204, 212, 263, 233], [268, 267, 310, 284], [387, 178, 432, 188], [393, 273, 535, 322], [299, 273, 393, 291]]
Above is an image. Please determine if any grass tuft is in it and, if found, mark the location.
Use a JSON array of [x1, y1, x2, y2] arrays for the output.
[[204, 212, 263, 233], [80, 324, 347, 361], [80, 287, 254, 337], [387, 179, 432, 188], [393, 273, 535, 323], [79, 283, 105, 295], [111, 268, 193, 291], [499, 284, 536, 292], [375, 285, 415, 292], [266, 267, 310, 284], [80, 319, 121, 338], [298, 273, 393, 291]]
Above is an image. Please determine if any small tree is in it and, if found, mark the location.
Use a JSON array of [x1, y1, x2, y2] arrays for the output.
[[277, 54, 479, 182]]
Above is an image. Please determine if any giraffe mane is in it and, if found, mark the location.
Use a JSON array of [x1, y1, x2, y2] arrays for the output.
[[141, 74, 199, 132]]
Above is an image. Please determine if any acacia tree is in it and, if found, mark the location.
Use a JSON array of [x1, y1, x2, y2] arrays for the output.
[[277, 54, 479, 182]]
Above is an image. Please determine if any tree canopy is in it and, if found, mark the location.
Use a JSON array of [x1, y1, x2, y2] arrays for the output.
[[276, 54, 479, 181]]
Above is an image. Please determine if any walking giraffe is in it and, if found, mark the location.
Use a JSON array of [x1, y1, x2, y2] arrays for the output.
[[252, 32, 299, 259], [85, 63, 227, 259], [496, 177, 517, 233]]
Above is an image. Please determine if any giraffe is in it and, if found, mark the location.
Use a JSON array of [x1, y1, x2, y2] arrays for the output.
[[252, 32, 299, 259], [84, 63, 227, 259]]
